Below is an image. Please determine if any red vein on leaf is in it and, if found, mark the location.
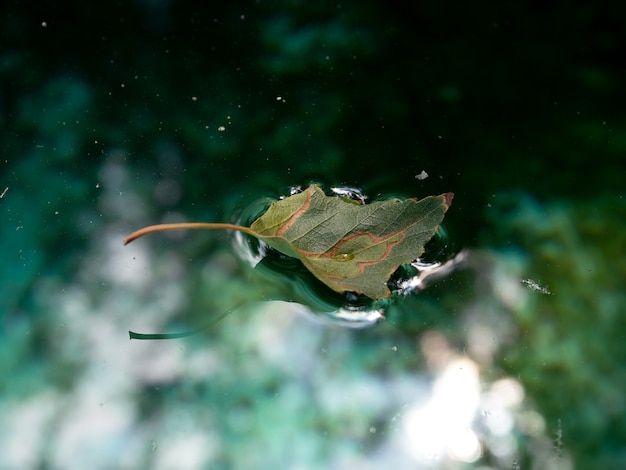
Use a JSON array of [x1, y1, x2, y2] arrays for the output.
[[299, 230, 403, 258], [326, 233, 405, 278], [276, 186, 313, 237]]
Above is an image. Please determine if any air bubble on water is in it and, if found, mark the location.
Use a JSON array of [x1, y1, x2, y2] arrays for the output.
[[330, 186, 368, 203], [288, 185, 303, 196]]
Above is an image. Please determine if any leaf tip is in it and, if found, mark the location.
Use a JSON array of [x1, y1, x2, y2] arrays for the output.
[[443, 192, 454, 208]]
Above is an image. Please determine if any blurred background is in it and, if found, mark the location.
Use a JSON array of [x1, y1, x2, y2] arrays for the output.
[[1, 1, 625, 469]]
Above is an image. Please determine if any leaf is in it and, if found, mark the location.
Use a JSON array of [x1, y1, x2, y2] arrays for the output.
[[124, 184, 453, 299], [249, 185, 453, 298]]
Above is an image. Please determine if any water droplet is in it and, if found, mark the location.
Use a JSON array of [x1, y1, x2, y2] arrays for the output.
[[332, 253, 354, 261]]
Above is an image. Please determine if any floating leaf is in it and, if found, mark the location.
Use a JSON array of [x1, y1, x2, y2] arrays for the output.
[[124, 184, 453, 299]]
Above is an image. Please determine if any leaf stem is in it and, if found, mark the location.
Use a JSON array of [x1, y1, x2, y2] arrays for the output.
[[123, 222, 256, 245]]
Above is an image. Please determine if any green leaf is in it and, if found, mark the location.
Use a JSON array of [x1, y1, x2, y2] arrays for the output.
[[249, 185, 453, 298], [124, 184, 453, 299]]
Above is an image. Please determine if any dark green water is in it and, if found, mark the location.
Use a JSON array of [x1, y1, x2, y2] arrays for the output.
[[1, 2, 625, 469]]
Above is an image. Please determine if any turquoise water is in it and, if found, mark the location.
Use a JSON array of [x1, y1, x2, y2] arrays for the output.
[[1, 2, 625, 469]]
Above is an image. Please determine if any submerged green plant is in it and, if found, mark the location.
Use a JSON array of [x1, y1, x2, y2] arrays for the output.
[[124, 184, 453, 338]]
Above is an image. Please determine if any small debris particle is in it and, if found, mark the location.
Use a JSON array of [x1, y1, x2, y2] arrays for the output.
[[0, 187, 8, 198], [415, 170, 429, 180], [522, 278, 551, 295], [217, 126, 226, 132]]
